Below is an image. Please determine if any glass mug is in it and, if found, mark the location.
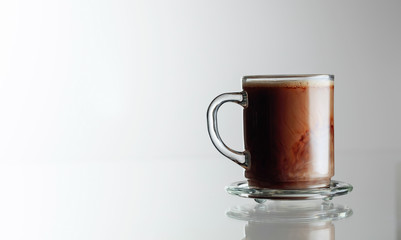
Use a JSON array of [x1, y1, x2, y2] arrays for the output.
[[207, 75, 334, 189]]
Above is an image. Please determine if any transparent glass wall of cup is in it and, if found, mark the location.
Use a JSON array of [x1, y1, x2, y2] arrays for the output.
[[207, 75, 334, 189]]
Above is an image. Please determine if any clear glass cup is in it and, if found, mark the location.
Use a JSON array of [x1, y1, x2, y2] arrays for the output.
[[207, 75, 334, 189]]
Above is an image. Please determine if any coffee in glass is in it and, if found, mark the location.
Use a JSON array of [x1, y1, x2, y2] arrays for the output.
[[207, 75, 334, 189]]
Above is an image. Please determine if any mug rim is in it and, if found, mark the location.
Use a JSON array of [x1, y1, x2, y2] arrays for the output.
[[242, 74, 334, 83]]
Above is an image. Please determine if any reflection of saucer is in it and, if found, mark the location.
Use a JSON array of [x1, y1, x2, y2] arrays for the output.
[[226, 180, 352, 201], [226, 201, 353, 223]]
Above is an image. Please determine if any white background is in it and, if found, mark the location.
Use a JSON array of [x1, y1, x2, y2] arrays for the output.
[[1, 0, 400, 163], [0, 2, 400, 239]]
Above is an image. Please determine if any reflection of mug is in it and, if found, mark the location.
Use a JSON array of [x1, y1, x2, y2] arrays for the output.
[[207, 75, 334, 189], [226, 201, 352, 240], [244, 221, 334, 240]]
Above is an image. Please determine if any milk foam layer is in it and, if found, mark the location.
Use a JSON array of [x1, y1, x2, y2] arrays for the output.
[[243, 80, 334, 88]]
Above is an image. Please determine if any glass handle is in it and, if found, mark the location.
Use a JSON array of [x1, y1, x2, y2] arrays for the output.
[[207, 92, 250, 169]]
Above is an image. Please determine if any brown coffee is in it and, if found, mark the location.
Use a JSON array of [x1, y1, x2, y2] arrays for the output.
[[243, 80, 334, 189]]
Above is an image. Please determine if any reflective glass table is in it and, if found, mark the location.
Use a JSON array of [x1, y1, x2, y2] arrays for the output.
[[0, 150, 399, 239]]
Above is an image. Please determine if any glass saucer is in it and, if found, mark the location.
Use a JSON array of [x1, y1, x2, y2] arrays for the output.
[[226, 180, 352, 202], [226, 201, 353, 223]]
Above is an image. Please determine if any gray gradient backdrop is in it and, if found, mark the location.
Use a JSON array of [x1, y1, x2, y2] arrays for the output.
[[0, 0, 400, 162]]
